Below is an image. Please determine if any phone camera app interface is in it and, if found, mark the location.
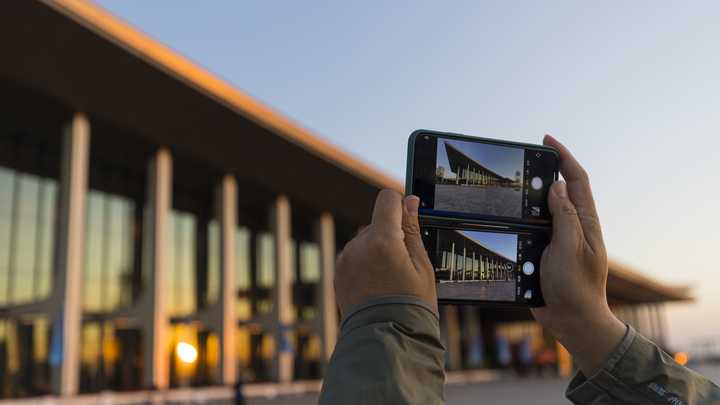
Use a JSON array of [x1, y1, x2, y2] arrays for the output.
[[432, 138, 554, 221], [427, 227, 543, 303], [431, 229, 519, 302]]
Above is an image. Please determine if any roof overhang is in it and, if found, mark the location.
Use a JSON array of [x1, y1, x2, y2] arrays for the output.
[[0, 0, 402, 226], [607, 259, 692, 304]]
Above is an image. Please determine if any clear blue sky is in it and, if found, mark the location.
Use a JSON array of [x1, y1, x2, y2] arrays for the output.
[[437, 139, 524, 180], [97, 0, 720, 349]]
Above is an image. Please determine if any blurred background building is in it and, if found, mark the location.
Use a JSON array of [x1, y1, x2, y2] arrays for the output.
[[0, 1, 692, 402]]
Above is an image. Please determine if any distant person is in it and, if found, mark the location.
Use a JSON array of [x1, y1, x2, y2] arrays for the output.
[[518, 337, 533, 377], [318, 136, 720, 404], [495, 332, 511, 369]]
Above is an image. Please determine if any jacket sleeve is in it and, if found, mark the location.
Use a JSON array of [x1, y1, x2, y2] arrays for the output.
[[318, 296, 446, 405], [566, 325, 720, 404]]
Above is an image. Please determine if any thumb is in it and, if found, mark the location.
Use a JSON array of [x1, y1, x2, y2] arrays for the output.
[[402, 196, 433, 276], [548, 180, 583, 247]]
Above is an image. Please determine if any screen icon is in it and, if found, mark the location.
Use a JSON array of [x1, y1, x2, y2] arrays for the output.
[[531, 176, 543, 190]]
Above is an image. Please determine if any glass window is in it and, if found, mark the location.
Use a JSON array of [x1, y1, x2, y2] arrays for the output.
[[256, 232, 274, 288], [0, 168, 13, 306], [168, 322, 217, 387], [0, 168, 57, 306], [235, 227, 252, 321], [0, 316, 52, 397], [83, 190, 138, 312], [236, 227, 251, 291], [169, 212, 197, 317], [299, 242, 320, 283]]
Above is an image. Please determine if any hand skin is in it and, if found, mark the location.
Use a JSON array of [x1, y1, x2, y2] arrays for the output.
[[334, 190, 437, 317], [531, 134, 626, 376]]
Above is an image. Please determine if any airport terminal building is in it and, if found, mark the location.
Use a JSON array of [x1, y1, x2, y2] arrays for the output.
[[0, 1, 692, 402]]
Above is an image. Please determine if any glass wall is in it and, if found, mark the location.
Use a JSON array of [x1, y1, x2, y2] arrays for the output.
[[83, 191, 137, 313], [167, 164, 217, 387], [79, 189, 143, 393], [169, 211, 199, 318], [0, 122, 59, 398], [0, 168, 56, 307]]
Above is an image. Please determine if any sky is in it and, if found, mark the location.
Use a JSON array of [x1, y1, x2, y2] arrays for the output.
[[437, 139, 524, 180], [460, 230, 517, 262], [96, 0, 720, 349]]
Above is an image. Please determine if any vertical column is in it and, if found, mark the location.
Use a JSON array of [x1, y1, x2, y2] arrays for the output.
[[472, 252, 476, 280], [142, 148, 172, 390], [656, 304, 667, 347], [444, 306, 462, 370], [647, 305, 657, 341], [449, 243, 455, 281], [316, 212, 338, 369], [271, 195, 293, 383], [463, 246, 467, 280], [217, 175, 237, 385], [51, 114, 90, 396]]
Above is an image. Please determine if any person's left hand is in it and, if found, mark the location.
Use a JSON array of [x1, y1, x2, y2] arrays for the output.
[[334, 190, 437, 316]]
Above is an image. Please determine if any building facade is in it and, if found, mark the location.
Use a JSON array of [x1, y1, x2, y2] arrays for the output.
[[0, 1, 691, 401]]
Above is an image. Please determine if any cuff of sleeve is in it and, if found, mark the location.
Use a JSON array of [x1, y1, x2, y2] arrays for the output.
[[339, 295, 439, 336], [566, 324, 636, 403]]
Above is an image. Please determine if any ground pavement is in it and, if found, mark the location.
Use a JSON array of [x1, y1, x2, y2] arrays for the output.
[[230, 377, 572, 405]]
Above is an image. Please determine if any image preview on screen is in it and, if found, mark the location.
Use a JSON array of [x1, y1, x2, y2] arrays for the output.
[[434, 138, 525, 219], [432, 228, 518, 302]]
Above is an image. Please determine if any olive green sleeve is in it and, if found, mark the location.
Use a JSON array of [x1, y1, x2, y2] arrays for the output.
[[318, 296, 446, 405], [566, 325, 720, 404]]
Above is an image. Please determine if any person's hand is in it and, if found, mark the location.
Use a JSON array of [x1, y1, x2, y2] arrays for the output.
[[531, 135, 626, 376], [334, 190, 437, 316]]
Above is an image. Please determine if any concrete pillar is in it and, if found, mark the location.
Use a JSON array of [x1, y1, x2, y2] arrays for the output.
[[217, 175, 237, 385], [463, 247, 467, 280], [51, 114, 90, 396], [443, 306, 462, 370], [656, 304, 667, 347], [142, 148, 172, 390], [472, 251, 476, 280], [316, 212, 338, 368], [271, 195, 293, 383], [450, 243, 455, 281]]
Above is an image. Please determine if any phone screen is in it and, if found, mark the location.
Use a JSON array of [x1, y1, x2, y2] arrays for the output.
[[422, 225, 547, 306], [411, 132, 559, 224]]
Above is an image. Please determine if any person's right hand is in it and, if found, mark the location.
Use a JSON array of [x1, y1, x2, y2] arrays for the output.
[[333, 190, 437, 317], [531, 135, 626, 376]]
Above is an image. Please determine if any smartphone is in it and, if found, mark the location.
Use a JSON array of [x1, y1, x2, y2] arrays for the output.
[[421, 221, 548, 307], [407, 129, 559, 225]]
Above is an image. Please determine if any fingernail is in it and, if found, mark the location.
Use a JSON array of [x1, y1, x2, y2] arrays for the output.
[[405, 195, 420, 215], [553, 181, 567, 198]]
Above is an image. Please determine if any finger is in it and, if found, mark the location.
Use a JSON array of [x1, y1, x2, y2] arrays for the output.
[[543, 135, 604, 253], [547, 181, 584, 249], [402, 195, 433, 277], [371, 189, 403, 235]]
